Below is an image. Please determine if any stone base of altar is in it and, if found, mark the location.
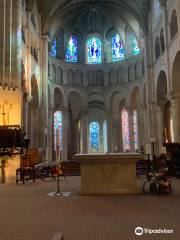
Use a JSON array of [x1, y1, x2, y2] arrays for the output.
[[73, 153, 143, 195]]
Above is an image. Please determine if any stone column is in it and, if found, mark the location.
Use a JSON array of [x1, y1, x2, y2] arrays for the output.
[[41, 35, 49, 161], [138, 105, 145, 149], [156, 104, 165, 150], [81, 112, 88, 153], [62, 108, 68, 161], [47, 108, 53, 163], [11, 0, 21, 89], [128, 108, 135, 152], [106, 113, 111, 153], [171, 98, 180, 143]]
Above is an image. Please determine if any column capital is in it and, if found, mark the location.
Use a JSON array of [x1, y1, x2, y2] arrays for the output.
[[41, 34, 50, 42]]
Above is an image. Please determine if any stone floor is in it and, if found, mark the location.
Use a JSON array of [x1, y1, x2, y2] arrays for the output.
[[0, 177, 180, 240]]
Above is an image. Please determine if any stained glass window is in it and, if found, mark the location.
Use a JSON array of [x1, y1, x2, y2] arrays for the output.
[[133, 110, 138, 150], [87, 37, 101, 64], [54, 111, 63, 150], [112, 34, 125, 62], [126, 30, 140, 56], [121, 109, 130, 152], [90, 122, 100, 151], [66, 36, 78, 62], [51, 39, 57, 57]]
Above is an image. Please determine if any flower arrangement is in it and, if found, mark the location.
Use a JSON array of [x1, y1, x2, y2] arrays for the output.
[[148, 167, 172, 194]]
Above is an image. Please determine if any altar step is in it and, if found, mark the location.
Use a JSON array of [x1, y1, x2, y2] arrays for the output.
[[63, 161, 80, 176]]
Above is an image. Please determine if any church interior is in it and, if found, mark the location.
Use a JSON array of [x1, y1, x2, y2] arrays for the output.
[[0, 0, 180, 239]]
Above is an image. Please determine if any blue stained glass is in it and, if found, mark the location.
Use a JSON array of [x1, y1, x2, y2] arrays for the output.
[[66, 36, 78, 62], [133, 110, 138, 150], [54, 111, 63, 150], [90, 122, 100, 151], [51, 39, 57, 57], [112, 34, 125, 62], [127, 32, 140, 56], [87, 37, 101, 64]]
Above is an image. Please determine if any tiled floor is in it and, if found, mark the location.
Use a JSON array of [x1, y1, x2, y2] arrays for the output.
[[0, 177, 180, 240]]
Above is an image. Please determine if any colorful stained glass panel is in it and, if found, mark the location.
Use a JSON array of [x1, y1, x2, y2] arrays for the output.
[[87, 37, 101, 64], [126, 31, 140, 56], [51, 39, 57, 57], [133, 110, 138, 150], [121, 109, 130, 152], [112, 34, 125, 62], [90, 122, 100, 151], [54, 111, 63, 150], [66, 36, 78, 62]]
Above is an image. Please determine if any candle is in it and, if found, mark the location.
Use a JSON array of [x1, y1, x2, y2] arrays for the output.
[[145, 143, 151, 154], [161, 147, 166, 155]]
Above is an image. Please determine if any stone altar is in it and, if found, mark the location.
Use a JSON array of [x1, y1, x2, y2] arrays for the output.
[[73, 153, 143, 194]]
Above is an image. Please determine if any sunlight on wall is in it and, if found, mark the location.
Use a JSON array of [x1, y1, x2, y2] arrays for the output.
[[0, 88, 21, 126]]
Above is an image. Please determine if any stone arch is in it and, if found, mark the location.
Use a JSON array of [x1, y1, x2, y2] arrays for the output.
[[88, 70, 96, 86], [135, 62, 143, 79], [155, 36, 160, 59], [54, 87, 64, 110], [128, 64, 135, 81], [109, 69, 117, 85], [96, 70, 104, 86], [172, 52, 180, 93], [156, 71, 172, 145], [160, 28, 165, 52], [170, 9, 178, 40], [68, 91, 84, 155], [157, 71, 167, 104], [75, 70, 83, 87], [56, 66, 63, 85], [67, 69, 74, 86], [117, 67, 124, 83], [52, 64, 56, 82], [130, 86, 141, 109], [28, 75, 39, 147]]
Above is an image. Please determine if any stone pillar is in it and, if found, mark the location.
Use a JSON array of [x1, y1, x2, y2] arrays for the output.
[[41, 35, 49, 161], [128, 108, 135, 152], [171, 98, 180, 143], [11, 0, 21, 88], [62, 108, 68, 161], [104, 71, 109, 86], [81, 112, 88, 153], [156, 104, 165, 150], [138, 106, 145, 149], [0, 0, 21, 89], [47, 108, 53, 163], [107, 112, 113, 153]]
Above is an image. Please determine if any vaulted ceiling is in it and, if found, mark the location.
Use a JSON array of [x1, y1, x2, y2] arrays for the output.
[[35, 0, 149, 37]]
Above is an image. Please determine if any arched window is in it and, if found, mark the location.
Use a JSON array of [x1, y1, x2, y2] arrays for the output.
[[50, 39, 57, 57], [155, 37, 160, 59], [170, 9, 178, 40], [89, 122, 100, 151], [133, 110, 138, 151], [121, 109, 130, 152], [54, 111, 63, 150], [160, 29, 165, 52], [87, 37, 102, 64], [66, 36, 78, 62], [112, 34, 125, 62], [126, 28, 140, 56]]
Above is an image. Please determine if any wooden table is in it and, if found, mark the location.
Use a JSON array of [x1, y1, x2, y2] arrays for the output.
[[73, 153, 144, 194]]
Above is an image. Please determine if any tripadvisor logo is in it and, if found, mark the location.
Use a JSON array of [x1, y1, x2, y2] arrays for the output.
[[135, 227, 174, 236], [135, 227, 144, 236]]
